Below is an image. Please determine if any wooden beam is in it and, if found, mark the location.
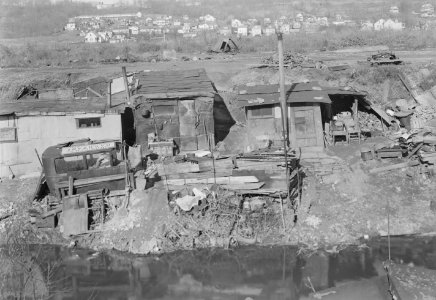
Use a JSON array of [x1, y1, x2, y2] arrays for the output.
[[58, 173, 126, 188], [369, 160, 420, 174], [132, 91, 215, 100], [166, 176, 259, 185]]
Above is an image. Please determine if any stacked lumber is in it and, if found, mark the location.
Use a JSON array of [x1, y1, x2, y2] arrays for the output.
[[300, 151, 348, 177], [419, 151, 436, 164]]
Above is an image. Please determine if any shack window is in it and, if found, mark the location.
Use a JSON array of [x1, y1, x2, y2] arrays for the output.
[[55, 155, 87, 173], [76, 117, 101, 128], [0, 115, 17, 143], [248, 105, 274, 119], [153, 106, 176, 116]]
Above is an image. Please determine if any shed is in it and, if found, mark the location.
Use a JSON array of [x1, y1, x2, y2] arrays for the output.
[[236, 82, 366, 149], [0, 99, 125, 176], [132, 69, 234, 154]]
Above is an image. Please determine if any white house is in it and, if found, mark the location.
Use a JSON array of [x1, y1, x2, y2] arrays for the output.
[[198, 23, 210, 30], [203, 14, 216, 23], [389, 6, 400, 14], [0, 99, 124, 176], [65, 22, 76, 31], [237, 26, 248, 37], [421, 3, 435, 14], [361, 20, 374, 31], [251, 25, 262, 37], [264, 18, 272, 25], [296, 13, 304, 22], [85, 32, 99, 43], [265, 26, 276, 36], [374, 19, 385, 31], [384, 19, 404, 30], [129, 26, 139, 35], [232, 19, 243, 28]]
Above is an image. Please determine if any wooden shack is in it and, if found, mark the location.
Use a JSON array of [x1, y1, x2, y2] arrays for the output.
[[0, 99, 125, 177], [236, 82, 366, 149], [132, 69, 234, 154]]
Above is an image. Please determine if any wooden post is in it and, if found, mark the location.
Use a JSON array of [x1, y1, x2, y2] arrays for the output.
[[122, 66, 130, 104], [107, 79, 112, 108], [277, 32, 290, 203], [68, 176, 74, 197]]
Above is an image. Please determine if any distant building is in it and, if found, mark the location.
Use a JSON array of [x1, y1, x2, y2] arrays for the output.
[[198, 23, 210, 30], [374, 19, 385, 30], [421, 3, 435, 14], [361, 20, 374, 31], [231, 19, 243, 28], [203, 14, 216, 23], [263, 18, 272, 25], [296, 13, 304, 22], [251, 25, 262, 37], [85, 31, 99, 43], [389, 6, 400, 14], [219, 26, 232, 36], [65, 22, 76, 31], [265, 26, 276, 36], [129, 26, 139, 35], [237, 26, 248, 37], [319, 17, 329, 27], [384, 19, 404, 30]]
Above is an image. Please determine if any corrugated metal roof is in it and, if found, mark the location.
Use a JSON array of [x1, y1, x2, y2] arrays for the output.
[[236, 82, 365, 107], [134, 69, 216, 96], [0, 99, 123, 116]]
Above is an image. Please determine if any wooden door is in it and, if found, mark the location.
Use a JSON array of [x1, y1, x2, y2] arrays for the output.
[[178, 100, 198, 151], [290, 105, 324, 148]]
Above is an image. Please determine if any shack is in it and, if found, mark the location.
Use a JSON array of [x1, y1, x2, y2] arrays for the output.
[[132, 69, 234, 154], [0, 99, 125, 177], [236, 82, 367, 149]]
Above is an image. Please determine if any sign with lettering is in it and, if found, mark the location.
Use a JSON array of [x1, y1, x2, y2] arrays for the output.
[[61, 142, 116, 155]]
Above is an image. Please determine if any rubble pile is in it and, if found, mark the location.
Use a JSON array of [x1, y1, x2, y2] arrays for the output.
[[261, 51, 323, 68], [414, 105, 436, 124], [359, 111, 383, 132]]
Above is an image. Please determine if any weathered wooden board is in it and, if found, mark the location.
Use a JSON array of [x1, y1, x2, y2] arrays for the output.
[[157, 162, 200, 175], [167, 176, 259, 185]]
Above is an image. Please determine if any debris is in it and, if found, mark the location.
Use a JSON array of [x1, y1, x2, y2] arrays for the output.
[[369, 160, 420, 174], [175, 195, 202, 212], [167, 176, 259, 185], [367, 51, 402, 66]]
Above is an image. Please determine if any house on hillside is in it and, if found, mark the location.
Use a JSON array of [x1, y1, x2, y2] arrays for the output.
[[84, 32, 99, 43], [65, 21, 76, 31], [296, 13, 304, 22], [131, 69, 234, 154], [236, 82, 367, 150], [0, 99, 126, 176], [251, 25, 262, 37], [219, 26, 232, 36], [232, 19, 243, 28], [129, 26, 139, 35], [384, 19, 404, 30], [361, 20, 374, 31], [389, 6, 400, 14], [203, 14, 216, 23], [374, 19, 385, 30], [421, 3, 435, 14], [265, 26, 276, 36], [237, 26, 248, 37]]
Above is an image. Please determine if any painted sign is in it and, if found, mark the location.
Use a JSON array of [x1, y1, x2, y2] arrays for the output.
[[61, 142, 116, 155]]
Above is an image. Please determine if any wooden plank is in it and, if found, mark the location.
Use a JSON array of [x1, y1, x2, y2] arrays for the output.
[[166, 176, 259, 185], [157, 162, 200, 175], [68, 176, 74, 196], [369, 160, 420, 174], [223, 182, 265, 190], [57, 173, 126, 188]]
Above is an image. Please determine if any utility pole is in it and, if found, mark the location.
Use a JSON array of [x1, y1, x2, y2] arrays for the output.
[[277, 32, 290, 203]]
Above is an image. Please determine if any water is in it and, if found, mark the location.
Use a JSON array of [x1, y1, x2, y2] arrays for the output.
[[1, 236, 435, 300]]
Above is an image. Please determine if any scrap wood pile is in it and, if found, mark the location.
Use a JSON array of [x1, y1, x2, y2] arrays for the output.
[[260, 51, 325, 69], [368, 130, 436, 176], [147, 147, 302, 197]]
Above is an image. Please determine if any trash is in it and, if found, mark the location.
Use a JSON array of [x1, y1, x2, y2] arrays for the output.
[[175, 195, 202, 211]]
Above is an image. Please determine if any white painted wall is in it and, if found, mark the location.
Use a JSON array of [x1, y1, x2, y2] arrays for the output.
[[0, 114, 122, 177]]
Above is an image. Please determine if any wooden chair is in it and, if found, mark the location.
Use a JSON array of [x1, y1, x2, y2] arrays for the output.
[[331, 121, 348, 145]]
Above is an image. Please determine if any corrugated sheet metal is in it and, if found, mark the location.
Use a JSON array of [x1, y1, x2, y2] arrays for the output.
[[135, 69, 216, 95]]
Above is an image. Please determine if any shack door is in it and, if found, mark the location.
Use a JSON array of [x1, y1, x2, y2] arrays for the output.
[[290, 104, 324, 148], [178, 100, 198, 151]]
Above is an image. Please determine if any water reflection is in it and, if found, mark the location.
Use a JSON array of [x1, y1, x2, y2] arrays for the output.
[[1, 236, 435, 300]]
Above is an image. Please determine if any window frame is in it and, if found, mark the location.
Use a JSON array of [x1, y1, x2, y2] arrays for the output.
[[76, 117, 102, 129], [246, 105, 275, 119]]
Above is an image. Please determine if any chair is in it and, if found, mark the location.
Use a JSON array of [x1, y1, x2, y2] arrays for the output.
[[347, 128, 361, 144], [331, 121, 348, 145]]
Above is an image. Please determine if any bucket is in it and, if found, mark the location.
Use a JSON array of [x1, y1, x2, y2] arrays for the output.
[[361, 148, 374, 161]]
